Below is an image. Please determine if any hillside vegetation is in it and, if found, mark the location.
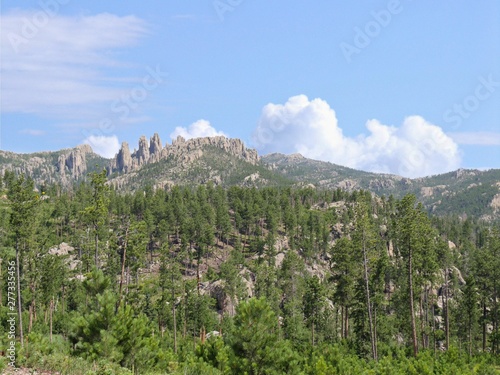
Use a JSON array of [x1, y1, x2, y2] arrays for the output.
[[2, 135, 500, 221], [0, 170, 499, 374]]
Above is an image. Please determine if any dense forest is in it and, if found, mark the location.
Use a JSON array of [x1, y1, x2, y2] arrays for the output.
[[0, 170, 499, 374]]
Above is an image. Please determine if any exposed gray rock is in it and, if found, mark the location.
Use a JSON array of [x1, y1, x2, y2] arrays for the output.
[[172, 135, 185, 146], [115, 142, 133, 173], [48, 242, 74, 256], [201, 279, 237, 316], [60, 144, 92, 178], [149, 133, 163, 158], [133, 136, 150, 165], [109, 134, 259, 175], [451, 266, 466, 286], [275, 252, 285, 268]]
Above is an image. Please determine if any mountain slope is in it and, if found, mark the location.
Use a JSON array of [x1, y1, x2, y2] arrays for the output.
[[1, 134, 500, 220], [0, 144, 108, 186], [262, 153, 500, 220]]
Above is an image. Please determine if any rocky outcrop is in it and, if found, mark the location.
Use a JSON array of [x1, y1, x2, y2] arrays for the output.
[[420, 185, 448, 198], [109, 134, 259, 174], [115, 142, 133, 173], [0, 144, 105, 188], [163, 136, 259, 165], [149, 133, 163, 162], [149, 133, 162, 155], [369, 178, 396, 190], [110, 133, 165, 173], [490, 193, 500, 212], [335, 179, 358, 191], [48, 242, 80, 271], [134, 136, 150, 165], [58, 144, 92, 178]]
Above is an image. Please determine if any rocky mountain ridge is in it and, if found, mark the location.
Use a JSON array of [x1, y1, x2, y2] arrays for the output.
[[109, 133, 258, 174], [1, 134, 500, 220], [0, 144, 105, 186]]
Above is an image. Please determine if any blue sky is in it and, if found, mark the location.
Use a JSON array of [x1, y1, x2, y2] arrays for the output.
[[1, 0, 499, 177]]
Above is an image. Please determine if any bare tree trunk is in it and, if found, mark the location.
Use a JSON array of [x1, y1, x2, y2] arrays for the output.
[[172, 259, 177, 354], [183, 281, 187, 339], [362, 232, 377, 360], [28, 301, 34, 333], [49, 298, 53, 343], [445, 267, 450, 351], [0, 259, 3, 307], [197, 254, 201, 296], [420, 294, 425, 351], [94, 229, 99, 269], [482, 297, 487, 352], [340, 306, 344, 339], [119, 225, 130, 305], [344, 307, 349, 339], [469, 322, 472, 357], [312, 322, 315, 347], [433, 303, 437, 356], [16, 240, 24, 347], [336, 306, 340, 339], [493, 281, 498, 355], [373, 307, 378, 359], [408, 245, 418, 357], [425, 287, 429, 349], [126, 266, 130, 297]]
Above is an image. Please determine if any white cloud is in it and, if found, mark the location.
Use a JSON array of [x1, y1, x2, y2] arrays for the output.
[[0, 11, 148, 117], [170, 119, 227, 140], [20, 129, 46, 136], [83, 135, 120, 158], [252, 95, 461, 178], [448, 131, 500, 146]]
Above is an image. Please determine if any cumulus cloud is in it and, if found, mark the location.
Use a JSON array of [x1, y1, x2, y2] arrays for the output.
[[170, 119, 227, 140], [252, 95, 461, 178], [83, 135, 120, 158]]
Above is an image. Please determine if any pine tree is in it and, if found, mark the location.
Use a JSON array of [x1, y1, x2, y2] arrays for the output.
[[81, 169, 109, 269], [8, 175, 40, 347], [330, 237, 358, 339], [393, 194, 436, 356], [227, 298, 281, 374], [303, 275, 324, 346], [352, 199, 379, 360]]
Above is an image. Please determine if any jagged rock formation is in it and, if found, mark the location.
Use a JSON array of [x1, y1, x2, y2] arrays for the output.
[[0, 144, 104, 186], [2, 133, 500, 221], [149, 133, 163, 162], [109, 134, 258, 174], [134, 136, 150, 165], [110, 133, 162, 173], [490, 193, 500, 212], [57, 144, 93, 178], [115, 142, 133, 173]]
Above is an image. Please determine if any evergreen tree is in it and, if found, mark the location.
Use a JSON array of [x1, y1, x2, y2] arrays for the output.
[[8, 175, 40, 347], [81, 169, 109, 269], [393, 194, 436, 356]]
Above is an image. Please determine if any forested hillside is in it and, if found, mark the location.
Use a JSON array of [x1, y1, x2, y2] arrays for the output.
[[3, 135, 500, 222], [0, 170, 499, 374]]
